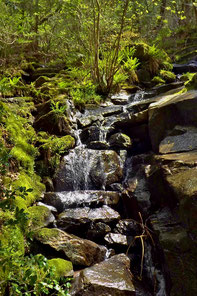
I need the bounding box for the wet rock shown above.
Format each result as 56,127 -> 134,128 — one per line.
80,126 -> 101,144
34,228 -> 107,266
114,220 -> 140,236
87,141 -> 109,149
80,124 -> 115,145
149,91 -> 197,152
126,97 -> 156,113
126,124 -> 151,153
57,205 -> 120,232
54,148 -> 124,191
152,82 -> 184,96
77,114 -> 104,128
108,183 -> 124,192
112,110 -> 148,129
148,153 -> 197,295
43,191 -> 120,212
86,222 -> 111,240
123,155 -> 151,216
104,233 -> 131,246
109,133 -> 132,149
111,91 -> 131,105
86,105 -> 123,117
70,254 -> 135,296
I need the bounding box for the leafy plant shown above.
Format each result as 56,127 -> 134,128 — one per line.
0,76 -> 21,97
51,100 -> 67,116
0,141 -> 10,176
0,251 -> 71,296
0,186 -> 32,231
147,45 -> 172,74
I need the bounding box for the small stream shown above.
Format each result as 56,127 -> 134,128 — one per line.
38,85 -> 188,296
48,89 -> 172,295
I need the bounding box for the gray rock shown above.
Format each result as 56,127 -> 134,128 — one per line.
57,205 -> 120,231
109,133 -> 132,149
159,125 -> 197,154
114,220 -> 139,236
77,114 -> 104,128
104,233 -> 130,246
111,91 -> 130,105
70,254 -> 135,296
87,222 -> 111,240
148,90 -> 197,152
43,191 -> 120,212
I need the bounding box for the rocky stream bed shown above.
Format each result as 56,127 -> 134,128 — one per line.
26,64 -> 197,296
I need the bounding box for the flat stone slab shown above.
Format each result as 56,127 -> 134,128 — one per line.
57,205 -> 120,230
43,191 -> 120,212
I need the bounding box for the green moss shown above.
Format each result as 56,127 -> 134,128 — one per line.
185,73 -> 197,90
48,258 -> 73,278
38,133 -> 75,154
27,205 -> 52,230
34,227 -> 60,241
160,70 -> 176,83
0,224 -> 25,289
13,171 -> 45,208
0,100 -> 38,173
152,76 -> 165,85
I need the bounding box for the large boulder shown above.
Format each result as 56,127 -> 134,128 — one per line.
148,152 -> 197,295
148,91 -> 197,152
150,208 -> 197,296
159,125 -> 197,154
70,254 -> 135,296
34,228 -> 107,266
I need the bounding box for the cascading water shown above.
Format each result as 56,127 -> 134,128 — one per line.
49,89 -> 172,296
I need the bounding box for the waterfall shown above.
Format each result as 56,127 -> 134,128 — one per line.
49,89 -> 171,296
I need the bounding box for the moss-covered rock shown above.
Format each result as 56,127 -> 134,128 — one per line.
48,258 -> 73,278
27,205 -> 55,230
159,70 -> 176,83
152,76 -> 165,85
186,73 -> 197,90
13,171 -> 45,208
34,227 -> 107,266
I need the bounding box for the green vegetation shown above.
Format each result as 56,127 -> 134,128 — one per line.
0,1 -> 197,295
